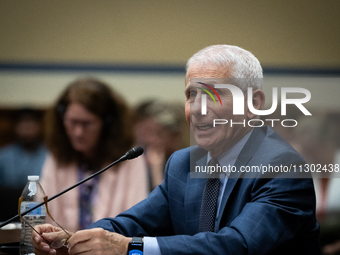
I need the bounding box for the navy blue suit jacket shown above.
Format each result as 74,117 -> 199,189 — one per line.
89,126 -> 320,254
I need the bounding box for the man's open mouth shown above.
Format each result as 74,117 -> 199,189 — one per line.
196,123 -> 214,131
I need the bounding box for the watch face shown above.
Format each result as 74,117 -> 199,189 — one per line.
128,250 -> 143,255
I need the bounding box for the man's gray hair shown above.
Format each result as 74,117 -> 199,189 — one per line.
186,45 -> 263,91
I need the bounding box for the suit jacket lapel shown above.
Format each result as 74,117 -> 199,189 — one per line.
185,148 -> 207,235
215,127 -> 266,231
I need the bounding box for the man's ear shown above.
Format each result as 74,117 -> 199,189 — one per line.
247,90 -> 265,119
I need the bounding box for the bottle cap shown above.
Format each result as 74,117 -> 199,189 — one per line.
28,175 -> 40,181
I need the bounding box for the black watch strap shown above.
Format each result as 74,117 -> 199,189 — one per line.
127,237 -> 143,255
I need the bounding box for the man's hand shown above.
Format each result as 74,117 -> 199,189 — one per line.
31,223 -> 70,255
68,228 -> 132,255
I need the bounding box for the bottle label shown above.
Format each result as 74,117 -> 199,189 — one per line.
20,202 -> 47,216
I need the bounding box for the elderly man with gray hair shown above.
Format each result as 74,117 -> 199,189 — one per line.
33,45 -> 320,255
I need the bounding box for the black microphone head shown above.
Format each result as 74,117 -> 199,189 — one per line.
125,146 -> 144,160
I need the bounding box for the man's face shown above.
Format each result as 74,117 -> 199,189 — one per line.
185,63 -> 251,157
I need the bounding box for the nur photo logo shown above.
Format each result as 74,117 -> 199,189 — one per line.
197,82 -> 223,115
195,79 -> 312,128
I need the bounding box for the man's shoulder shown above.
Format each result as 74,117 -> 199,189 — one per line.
165,146 -> 207,175
254,126 -> 305,164
167,147 -> 191,167
262,126 -> 300,152
169,146 -> 207,162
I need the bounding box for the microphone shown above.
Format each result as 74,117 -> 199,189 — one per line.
124,146 -> 144,160
0,146 -> 144,228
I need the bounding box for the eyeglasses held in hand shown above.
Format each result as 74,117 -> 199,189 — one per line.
18,196 -> 72,249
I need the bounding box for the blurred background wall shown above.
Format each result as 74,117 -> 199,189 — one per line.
1,1 -> 339,67
0,0 -> 339,107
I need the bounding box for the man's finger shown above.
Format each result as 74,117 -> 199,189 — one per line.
67,229 -> 93,248
42,231 -> 66,241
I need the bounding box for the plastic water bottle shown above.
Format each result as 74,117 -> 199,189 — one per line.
19,175 -> 47,255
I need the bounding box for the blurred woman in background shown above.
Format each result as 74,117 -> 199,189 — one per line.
41,78 -> 148,232
134,99 -> 188,191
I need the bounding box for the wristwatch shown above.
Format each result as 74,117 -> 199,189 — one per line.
127,237 -> 143,255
